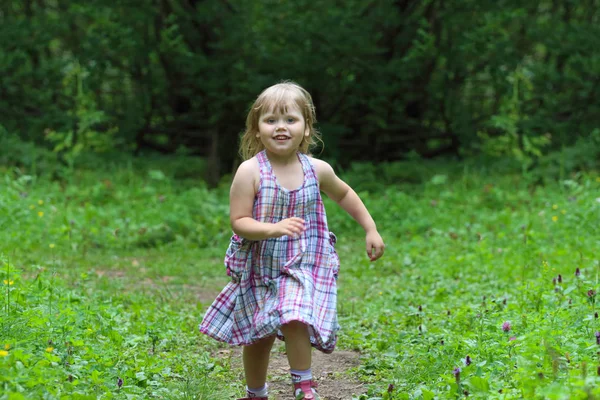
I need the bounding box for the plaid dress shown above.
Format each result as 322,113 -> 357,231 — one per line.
199,150 -> 340,353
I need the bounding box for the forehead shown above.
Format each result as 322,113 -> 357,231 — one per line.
260,101 -> 303,116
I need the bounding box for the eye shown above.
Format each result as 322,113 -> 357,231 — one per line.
265,118 -> 275,124
287,117 -> 296,123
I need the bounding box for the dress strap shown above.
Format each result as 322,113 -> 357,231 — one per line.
297,152 -> 317,183
256,150 -> 271,176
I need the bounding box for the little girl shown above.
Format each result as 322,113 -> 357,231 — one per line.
199,81 -> 385,400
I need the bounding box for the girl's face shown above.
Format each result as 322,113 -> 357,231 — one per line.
257,104 -> 309,157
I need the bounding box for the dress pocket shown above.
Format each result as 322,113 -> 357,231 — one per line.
328,231 -> 340,278
224,234 -> 251,283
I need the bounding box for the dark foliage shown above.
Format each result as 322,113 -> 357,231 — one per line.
1,0 -> 599,183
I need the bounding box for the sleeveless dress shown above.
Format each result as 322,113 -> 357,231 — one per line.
199,150 -> 340,353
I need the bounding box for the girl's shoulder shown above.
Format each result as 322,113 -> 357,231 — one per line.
235,157 -> 261,192
305,155 -> 333,183
237,156 -> 260,171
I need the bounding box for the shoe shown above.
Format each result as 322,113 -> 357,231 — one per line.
293,380 -> 320,400
237,397 -> 267,400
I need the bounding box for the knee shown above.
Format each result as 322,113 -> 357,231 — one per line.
258,335 -> 276,347
281,320 -> 308,333
246,335 -> 276,351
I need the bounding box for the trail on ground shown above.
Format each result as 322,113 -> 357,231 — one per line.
225,346 -> 366,400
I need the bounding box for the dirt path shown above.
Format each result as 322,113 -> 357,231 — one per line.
227,344 -> 367,400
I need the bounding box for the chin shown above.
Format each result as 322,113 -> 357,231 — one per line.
266,147 -> 296,156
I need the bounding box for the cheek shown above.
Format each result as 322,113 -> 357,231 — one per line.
259,122 -> 273,132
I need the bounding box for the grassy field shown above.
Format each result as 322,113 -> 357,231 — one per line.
1,156 -> 600,399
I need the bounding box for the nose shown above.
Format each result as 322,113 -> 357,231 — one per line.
275,120 -> 286,131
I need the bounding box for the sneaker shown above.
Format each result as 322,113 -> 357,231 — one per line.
293,380 -> 320,400
236,397 -> 267,400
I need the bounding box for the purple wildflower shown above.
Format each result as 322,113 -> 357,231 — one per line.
387,384 -> 395,393
502,321 -> 511,332
418,305 -> 422,312
552,277 -> 556,286
509,336 -> 516,341
595,312 -> 598,319
558,274 -> 562,283
453,367 -> 461,383
465,355 -> 472,366
117,377 -> 123,389
595,332 -> 600,345
576,268 -> 581,277
588,290 -> 596,298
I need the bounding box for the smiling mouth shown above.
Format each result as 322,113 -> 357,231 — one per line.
274,135 -> 290,140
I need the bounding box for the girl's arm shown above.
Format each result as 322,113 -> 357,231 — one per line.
230,159 -> 305,240
314,159 -> 385,261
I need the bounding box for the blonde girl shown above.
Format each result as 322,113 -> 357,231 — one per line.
200,81 -> 384,399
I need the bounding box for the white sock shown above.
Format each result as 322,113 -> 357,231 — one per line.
290,368 -> 312,383
246,383 -> 268,397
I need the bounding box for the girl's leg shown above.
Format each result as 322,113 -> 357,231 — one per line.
281,321 -> 318,398
280,320 -> 311,370
243,335 -> 276,389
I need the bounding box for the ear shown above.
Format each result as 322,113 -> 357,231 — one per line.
305,127 -> 310,137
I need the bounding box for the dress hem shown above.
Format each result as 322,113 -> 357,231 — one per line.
199,317 -> 338,354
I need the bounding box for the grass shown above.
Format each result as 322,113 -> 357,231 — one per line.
336,174 -> 600,399
1,157 -> 600,399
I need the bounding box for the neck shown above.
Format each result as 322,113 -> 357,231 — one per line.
264,149 -> 299,166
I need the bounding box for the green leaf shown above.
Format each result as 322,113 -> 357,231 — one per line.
469,376 -> 490,392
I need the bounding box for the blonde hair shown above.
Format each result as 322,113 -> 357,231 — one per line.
240,81 -> 322,160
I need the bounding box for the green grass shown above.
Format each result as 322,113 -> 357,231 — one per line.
2,159 -> 600,399
335,175 -> 600,399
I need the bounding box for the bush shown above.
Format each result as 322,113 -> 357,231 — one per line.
0,128 -> 57,176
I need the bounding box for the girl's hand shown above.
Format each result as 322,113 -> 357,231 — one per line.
271,217 -> 306,238
366,230 -> 385,261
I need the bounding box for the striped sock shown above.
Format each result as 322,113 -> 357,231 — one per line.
290,368 -> 312,384
246,383 -> 268,397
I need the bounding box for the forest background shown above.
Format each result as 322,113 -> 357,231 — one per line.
3,0 -> 600,180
